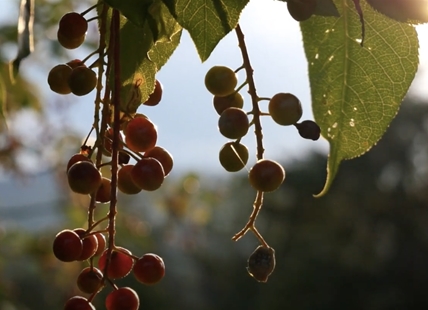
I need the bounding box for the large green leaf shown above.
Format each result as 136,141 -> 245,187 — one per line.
162,0 -> 249,61
301,0 -> 419,196
101,4 -> 182,113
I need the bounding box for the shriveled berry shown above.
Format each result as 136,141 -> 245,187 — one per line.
247,245 -> 276,283
294,120 -> 321,140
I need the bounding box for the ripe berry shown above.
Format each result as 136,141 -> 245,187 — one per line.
77,267 -> 103,294
53,229 -> 83,262
74,228 -> 98,261
57,31 -> 85,49
131,157 -> 165,191
48,64 -> 72,95
66,153 -> 91,172
58,12 -> 88,42
294,120 -> 321,140
66,59 -> 85,69
249,159 -> 285,192
143,79 -> 163,106
91,177 -> 111,203
64,296 -> 95,310
144,146 -> 174,176
247,245 -> 276,283
98,247 -> 134,279
213,92 -> 244,115
218,107 -> 249,139
124,116 -> 157,153
68,66 -> 97,96
133,253 -> 165,285
106,287 -> 140,310
67,161 -> 102,195
205,66 -> 238,97
93,233 -> 106,256
219,142 -> 249,172
268,93 -> 302,126
118,165 -> 142,195
287,0 -> 317,21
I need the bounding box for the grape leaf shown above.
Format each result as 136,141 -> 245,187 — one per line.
101,4 -> 182,113
300,0 -> 419,196
161,0 -> 249,61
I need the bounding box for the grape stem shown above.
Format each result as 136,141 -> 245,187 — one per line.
233,24 -> 269,247
102,7 -> 121,284
88,3 -> 108,255
232,190 -> 268,247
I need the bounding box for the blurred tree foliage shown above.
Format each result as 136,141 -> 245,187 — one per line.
1,95 -> 428,309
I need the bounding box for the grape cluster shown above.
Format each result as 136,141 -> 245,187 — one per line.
48,9 -> 169,310
205,62 -> 320,282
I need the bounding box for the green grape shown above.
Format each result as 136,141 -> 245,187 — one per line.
249,159 -> 285,192
219,142 -> 249,172
205,66 -> 238,97
268,93 -> 302,126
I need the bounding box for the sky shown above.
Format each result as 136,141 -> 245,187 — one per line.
3,0 -> 428,178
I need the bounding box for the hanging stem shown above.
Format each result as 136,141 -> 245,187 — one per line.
232,24 -> 269,246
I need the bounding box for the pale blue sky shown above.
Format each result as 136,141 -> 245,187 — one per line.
3,0 -> 428,177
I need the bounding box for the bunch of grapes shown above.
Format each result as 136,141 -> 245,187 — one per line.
204,32 -> 320,282
47,7 -> 169,310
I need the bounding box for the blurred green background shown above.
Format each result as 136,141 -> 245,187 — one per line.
2,95 -> 428,310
